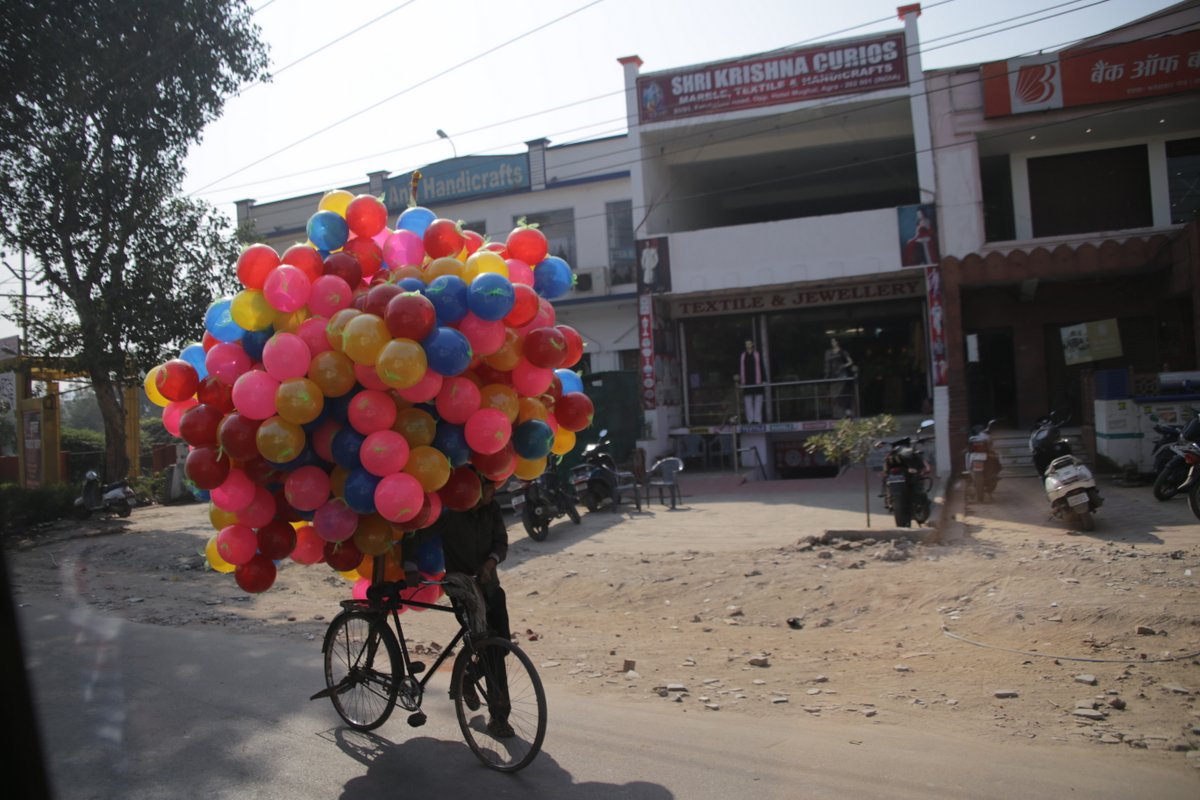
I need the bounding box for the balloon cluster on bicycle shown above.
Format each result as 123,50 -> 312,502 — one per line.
145,191 -> 595,595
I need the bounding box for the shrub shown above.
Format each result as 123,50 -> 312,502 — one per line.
0,483 -> 78,532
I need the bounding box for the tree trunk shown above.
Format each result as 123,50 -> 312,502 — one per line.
92,373 -> 129,480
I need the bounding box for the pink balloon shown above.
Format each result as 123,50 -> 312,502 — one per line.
309,274 -> 354,318
297,317 -> 333,357
506,258 -> 534,286
512,360 -> 553,397
216,524 -> 258,565
435,377 -> 481,425
262,332 -> 312,381
352,577 -> 371,600
354,362 -> 390,391
212,468 -> 256,513
232,370 -> 281,420
398,368 -> 443,403
285,465 -> 331,512
313,498 -> 358,543
348,389 -> 397,435
360,430 -> 411,476
291,525 -> 326,564
237,485 -> 277,528
457,313 -> 506,356
383,229 -> 425,268
517,298 -> 557,338
371,227 -> 392,249
205,342 -> 252,386
374,472 -> 424,523
263,264 -> 312,312
162,398 -> 198,438
465,408 -> 512,455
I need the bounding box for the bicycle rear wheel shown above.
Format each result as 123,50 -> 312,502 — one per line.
452,637 -> 547,772
323,610 -> 400,731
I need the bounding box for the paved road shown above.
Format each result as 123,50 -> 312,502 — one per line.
17,597 -> 1196,800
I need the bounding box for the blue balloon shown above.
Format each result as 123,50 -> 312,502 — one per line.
533,256 -> 573,300
422,327 -> 473,377
180,343 -> 208,380
425,275 -> 469,325
268,445 -> 320,473
433,422 -> 471,468
204,298 -> 245,343
332,428 -> 367,470
307,210 -> 349,252
415,532 -> 445,574
512,419 -> 554,460
467,273 -> 515,321
397,277 -> 426,293
327,390 -> 359,425
396,206 -> 436,237
555,368 -> 584,395
343,468 -> 380,515
241,326 -> 274,362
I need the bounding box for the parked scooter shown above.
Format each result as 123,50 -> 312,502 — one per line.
514,454 -> 580,542
1029,412 -> 1102,531
571,429 -> 620,512
1151,414 -> 1199,501
962,418 -> 1001,503
878,419 -> 935,528
73,470 -> 135,519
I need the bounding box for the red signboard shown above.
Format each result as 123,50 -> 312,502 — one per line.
638,294 -> 657,410
982,30 -> 1200,118
637,32 -> 908,124
671,276 -> 923,319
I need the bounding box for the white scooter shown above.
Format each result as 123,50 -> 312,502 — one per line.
73,470 -> 136,519
1030,412 -> 1102,531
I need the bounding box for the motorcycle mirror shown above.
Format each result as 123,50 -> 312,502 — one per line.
598,429 -> 608,438
919,419 -> 935,432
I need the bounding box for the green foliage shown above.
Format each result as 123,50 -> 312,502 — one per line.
60,426 -> 105,454
140,416 -> 177,449
128,469 -> 165,506
0,482 -> 78,531
61,388 -> 105,430
805,414 -> 897,469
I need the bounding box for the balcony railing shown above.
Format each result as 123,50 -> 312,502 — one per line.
687,377 -> 860,427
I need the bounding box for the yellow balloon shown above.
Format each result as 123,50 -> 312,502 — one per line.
209,503 -> 239,531
329,465 -> 350,499
393,407 -> 437,447
376,338 -> 428,389
551,427 -> 576,456
424,256 -> 465,282
308,350 -> 356,397
205,536 -> 236,574
275,377 -> 325,425
144,366 -> 169,407
256,415 -> 307,463
319,189 -> 354,216
272,306 -> 309,333
485,327 -> 523,371
480,384 -> 519,423
404,445 -> 451,492
230,289 -> 275,331
353,514 -> 393,556
514,455 -> 547,481
325,308 -> 362,353
342,313 -> 390,366
518,397 -> 548,424
467,250 -> 508,279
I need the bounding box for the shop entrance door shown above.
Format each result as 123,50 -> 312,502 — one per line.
965,328 -> 1017,427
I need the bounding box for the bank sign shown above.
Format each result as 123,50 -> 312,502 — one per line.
637,31 -> 908,124
384,154 -> 530,208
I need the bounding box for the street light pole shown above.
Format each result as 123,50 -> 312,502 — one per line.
436,129 -> 457,158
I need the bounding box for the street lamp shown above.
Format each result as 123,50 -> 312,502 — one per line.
436,129 -> 457,158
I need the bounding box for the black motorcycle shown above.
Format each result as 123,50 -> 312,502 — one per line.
570,429 -> 620,512
1152,414 -> 1199,501
878,419 -> 935,528
1029,410 -> 1073,477
515,453 -> 580,542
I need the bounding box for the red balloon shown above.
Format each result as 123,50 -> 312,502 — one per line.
282,244 -> 325,283
384,292 -> 437,341
343,236 -> 384,281
523,327 -> 568,369
557,324 -> 584,368
178,403 -> 224,447
324,251 -> 362,288
472,441 -> 516,478
256,519 -> 298,560
217,413 -> 263,462
345,195 -> 388,238
156,359 -> 200,402
195,376 -> 234,413
407,492 -> 442,530
241,456 -> 282,486
363,283 -> 404,317
503,283 -> 539,327
185,446 -> 230,490
483,241 -> 508,257
235,553 -> 278,593
325,539 -> 364,572
439,466 -> 482,512
506,226 -> 548,266
237,244 -> 281,290
462,229 -> 484,256
202,331 -> 220,352
291,525 -> 325,564
556,392 -> 595,432
423,219 -> 465,259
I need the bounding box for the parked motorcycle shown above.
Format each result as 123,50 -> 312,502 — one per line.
1151,414 -> 1199,501
962,418 -> 1001,503
878,419 -> 935,528
571,429 -> 621,512
1030,411 -> 1102,531
73,470 -> 136,519
514,454 -> 580,542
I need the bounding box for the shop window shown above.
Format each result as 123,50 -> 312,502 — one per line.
606,200 -> 636,285
617,349 -> 639,372
462,220 -> 486,238
682,314 -> 756,425
514,208 -> 575,265
980,155 -> 1016,242
1027,145 -> 1152,237
1167,137 -> 1200,224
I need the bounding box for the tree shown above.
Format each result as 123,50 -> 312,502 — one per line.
0,1 -> 268,479
805,415 -> 896,527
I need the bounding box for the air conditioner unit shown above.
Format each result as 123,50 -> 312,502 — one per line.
574,266 -> 608,296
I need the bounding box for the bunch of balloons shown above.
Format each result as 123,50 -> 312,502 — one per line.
144,189 -> 594,595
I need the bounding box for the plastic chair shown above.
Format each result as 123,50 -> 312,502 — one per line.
645,457 -> 684,509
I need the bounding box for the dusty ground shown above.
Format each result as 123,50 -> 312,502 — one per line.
7,470 -> 1200,774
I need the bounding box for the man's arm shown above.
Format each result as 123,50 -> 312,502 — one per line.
486,504 -> 508,565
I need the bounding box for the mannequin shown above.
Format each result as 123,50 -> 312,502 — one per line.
738,339 -> 765,424
823,337 -> 856,417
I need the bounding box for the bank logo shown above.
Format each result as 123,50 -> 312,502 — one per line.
1009,56 -> 1062,114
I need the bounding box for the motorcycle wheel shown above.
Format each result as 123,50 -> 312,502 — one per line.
72,504 -> 91,521
565,501 -> 581,525
115,500 -> 132,518
913,496 -> 931,525
1074,510 -> 1094,532
579,490 -> 598,513
522,505 -> 549,542
971,473 -> 984,504
1152,465 -> 1184,501
892,494 -> 911,527
1188,482 -> 1200,522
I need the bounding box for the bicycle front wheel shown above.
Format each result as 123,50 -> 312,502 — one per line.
323,610 -> 400,731
452,637 -> 547,773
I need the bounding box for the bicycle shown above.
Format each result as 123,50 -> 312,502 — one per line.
311,571 -> 547,773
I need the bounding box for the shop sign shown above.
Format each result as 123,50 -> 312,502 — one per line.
670,420 -> 835,436
1061,319 -> 1122,366
982,30 -> 1200,118
638,294 -> 657,410
384,154 -> 529,208
23,409 -> 41,488
637,32 -> 908,124
672,277 -> 922,319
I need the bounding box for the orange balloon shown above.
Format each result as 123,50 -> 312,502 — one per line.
518,397 -> 548,424
424,256 -> 465,282
272,306 -> 309,333
404,445 -> 451,492
388,264 -> 424,283
354,514 -> 394,556
325,308 -> 362,353
256,415 -> 307,463
329,465 -> 350,499
393,407 -> 437,447
275,377 -> 325,425
375,338 -> 428,389
480,384 -> 520,423
514,455 -> 547,481
209,503 -> 239,531
342,313 -> 390,366
308,350 -> 356,397
485,327 -> 523,371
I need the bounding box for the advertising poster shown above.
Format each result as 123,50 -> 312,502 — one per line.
898,204 -> 939,268
1061,319 -> 1122,366
23,409 -> 41,488
636,237 -> 672,295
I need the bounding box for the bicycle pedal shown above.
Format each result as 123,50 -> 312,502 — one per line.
407,712 -> 427,728
409,661 -> 426,674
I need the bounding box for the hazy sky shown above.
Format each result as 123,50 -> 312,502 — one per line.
0,0 -> 1185,341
